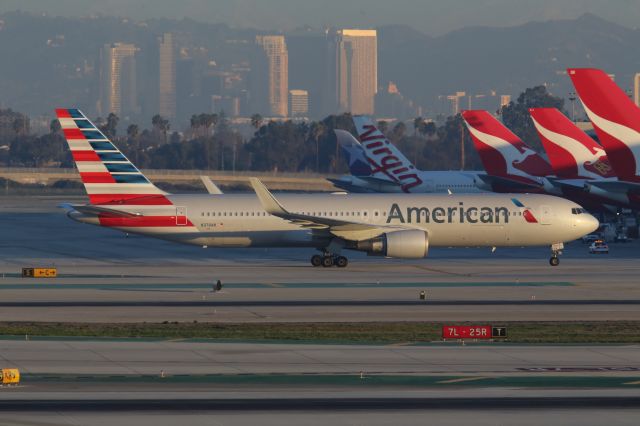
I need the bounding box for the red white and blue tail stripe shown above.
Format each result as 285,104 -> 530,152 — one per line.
55,108 -> 170,205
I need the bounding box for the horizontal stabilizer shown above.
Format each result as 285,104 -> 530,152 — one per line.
200,176 -> 224,194
58,203 -> 142,218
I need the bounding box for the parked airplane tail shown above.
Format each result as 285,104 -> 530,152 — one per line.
352,116 -> 424,192
567,68 -> 640,182
55,108 -> 170,205
529,108 -> 615,179
461,110 -> 553,180
334,129 -> 375,177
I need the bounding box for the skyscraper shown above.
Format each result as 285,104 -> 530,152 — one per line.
255,35 -> 289,117
289,90 -> 309,117
335,29 -> 377,115
99,43 -> 138,117
159,33 -> 176,120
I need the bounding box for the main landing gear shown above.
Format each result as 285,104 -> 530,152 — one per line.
311,253 -> 348,268
549,242 -> 564,266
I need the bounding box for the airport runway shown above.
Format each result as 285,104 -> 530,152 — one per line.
2,198 -> 640,424
2,339 -> 640,376
1,339 -> 640,424
2,203 -> 640,321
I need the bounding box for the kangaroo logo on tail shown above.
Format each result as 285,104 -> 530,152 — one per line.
568,68 -> 640,182
529,107 -> 614,179
462,110 -> 552,180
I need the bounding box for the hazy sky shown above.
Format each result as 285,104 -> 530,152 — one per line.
2,0 -> 639,35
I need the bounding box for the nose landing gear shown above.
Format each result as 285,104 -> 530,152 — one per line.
549,242 -> 564,266
310,253 -> 349,268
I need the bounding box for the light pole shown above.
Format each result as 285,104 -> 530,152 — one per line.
568,92 -> 576,123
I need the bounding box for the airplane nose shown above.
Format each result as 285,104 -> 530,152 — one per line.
576,213 -> 599,235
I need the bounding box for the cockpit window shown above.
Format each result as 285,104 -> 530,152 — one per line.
571,208 -> 587,214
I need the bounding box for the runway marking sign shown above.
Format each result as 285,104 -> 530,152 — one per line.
442,325 -> 507,340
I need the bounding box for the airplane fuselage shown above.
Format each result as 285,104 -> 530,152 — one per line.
70,193 -> 598,251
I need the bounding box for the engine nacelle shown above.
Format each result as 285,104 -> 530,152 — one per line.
356,229 -> 429,258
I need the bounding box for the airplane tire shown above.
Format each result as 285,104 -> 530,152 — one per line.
311,255 -> 323,267
335,256 -> 348,268
322,256 -> 334,267
549,256 -> 559,266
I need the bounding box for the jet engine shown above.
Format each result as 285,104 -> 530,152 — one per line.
356,229 -> 429,258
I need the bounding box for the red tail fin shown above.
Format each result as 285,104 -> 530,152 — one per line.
567,68 -> 640,182
529,108 -> 614,179
461,110 -> 552,181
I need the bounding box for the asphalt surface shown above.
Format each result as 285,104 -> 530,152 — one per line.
2,196 -> 640,424
2,204 -> 640,321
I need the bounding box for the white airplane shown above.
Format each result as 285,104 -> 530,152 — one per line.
57,108 -> 598,267
330,116 -> 483,194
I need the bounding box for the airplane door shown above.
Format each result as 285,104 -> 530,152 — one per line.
176,206 -> 188,226
539,205 -> 552,225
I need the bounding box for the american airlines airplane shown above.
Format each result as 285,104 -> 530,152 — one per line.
568,68 -> 640,209
56,108 -> 598,267
529,107 -> 627,208
330,116 -> 483,194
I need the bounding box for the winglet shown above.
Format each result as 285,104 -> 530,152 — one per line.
249,178 -> 289,216
200,176 -> 224,194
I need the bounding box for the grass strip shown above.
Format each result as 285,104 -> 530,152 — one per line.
0,321 -> 639,344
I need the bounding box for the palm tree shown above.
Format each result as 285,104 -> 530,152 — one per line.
413,116 -> 423,136
250,113 -> 263,130
309,122 -> 326,172
127,124 -> 140,163
152,114 -> 170,144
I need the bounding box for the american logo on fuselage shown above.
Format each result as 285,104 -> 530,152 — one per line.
386,202 -> 509,224
359,125 -> 423,192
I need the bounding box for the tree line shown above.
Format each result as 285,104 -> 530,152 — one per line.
0,86 -> 565,174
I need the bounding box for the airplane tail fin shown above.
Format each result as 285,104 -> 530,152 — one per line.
461,110 -> 552,180
567,68 -> 640,182
334,130 -> 374,177
352,116 -> 423,192
55,108 -> 170,205
529,108 -> 614,179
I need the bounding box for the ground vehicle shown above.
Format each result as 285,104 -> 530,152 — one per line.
582,233 -> 601,244
589,240 -> 609,254
614,233 -> 630,243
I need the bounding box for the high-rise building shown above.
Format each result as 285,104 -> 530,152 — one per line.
446,91 -> 466,115
634,73 -> 640,107
335,29 -> 377,115
159,33 -> 176,120
500,95 -> 511,108
287,30 -> 331,118
255,35 -> 289,117
289,90 -> 309,117
99,43 -> 138,117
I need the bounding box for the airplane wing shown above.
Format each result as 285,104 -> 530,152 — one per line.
475,174 -> 543,191
249,178 -> 402,241
586,180 -> 640,194
545,178 -> 586,190
58,203 -> 142,218
200,176 -> 224,194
